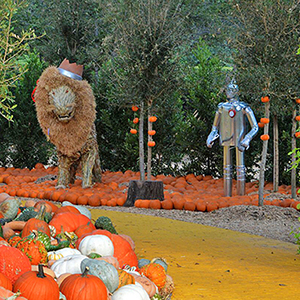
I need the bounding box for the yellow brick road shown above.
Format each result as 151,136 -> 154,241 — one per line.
90,209 -> 300,300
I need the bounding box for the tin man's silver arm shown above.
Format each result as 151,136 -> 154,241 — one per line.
239,106 -> 259,151
206,109 -> 221,148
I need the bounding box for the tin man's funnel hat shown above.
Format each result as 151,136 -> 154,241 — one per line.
58,59 -> 83,81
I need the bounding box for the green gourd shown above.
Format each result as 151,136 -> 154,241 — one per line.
28,230 -> 70,251
94,216 -> 118,234
80,258 -> 119,293
14,207 -> 38,221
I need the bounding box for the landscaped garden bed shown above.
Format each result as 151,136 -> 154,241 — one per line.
0,164 -> 297,213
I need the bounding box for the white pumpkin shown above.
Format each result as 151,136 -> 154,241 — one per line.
51,254 -> 87,278
112,284 -> 150,300
79,235 -> 114,257
48,248 -> 81,261
61,201 -> 91,219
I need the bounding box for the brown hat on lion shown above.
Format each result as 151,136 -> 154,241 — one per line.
34,59 -> 96,157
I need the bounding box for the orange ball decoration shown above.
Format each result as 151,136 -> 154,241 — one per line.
258,122 -> 264,128
148,130 -> 156,136
261,96 -> 270,103
133,117 -> 139,124
260,118 -> 269,124
295,132 -> 300,138
149,116 -> 157,122
295,116 -> 300,122
260,134 -> 270,141
148,141 -> 155,147
131,105 -> 139,111
130,129 -> 137,134
295,98 -> 300,104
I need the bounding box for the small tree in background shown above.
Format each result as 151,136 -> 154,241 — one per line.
0,0 -> 36,121
102,0 -> 195,181
228,0 -> 300,196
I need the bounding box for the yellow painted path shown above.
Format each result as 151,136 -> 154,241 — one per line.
90,209 -> 300,300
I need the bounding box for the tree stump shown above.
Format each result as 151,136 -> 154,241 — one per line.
123,180 -> 164,207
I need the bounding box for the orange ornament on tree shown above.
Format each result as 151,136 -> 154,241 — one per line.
260,118 -> 269,124
260,134 -> 270,141
148,130 -> 156,136
130,129 -> 137,134
131,105 -> 139,112
133,118 -> 139,124
295,116 -> 300,122
258,122 -> 264,128
149,116 -> 157,122
261,96 -> 270,103
295,98 -> 300,104
148,141 -> 156,147
295,132 -> 300,138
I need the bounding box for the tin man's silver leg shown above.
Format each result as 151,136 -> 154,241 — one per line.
223,146 -> 232,197
236,148 -> 245,196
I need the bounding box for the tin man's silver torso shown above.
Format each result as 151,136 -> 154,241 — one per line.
218,100 -> 247,146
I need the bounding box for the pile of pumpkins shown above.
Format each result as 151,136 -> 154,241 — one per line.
0,193 -> 174,300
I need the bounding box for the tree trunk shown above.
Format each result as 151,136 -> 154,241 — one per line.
124,180 -> 164,207
273,114 -> 279,192
147,110 -> 152,180
139,101 -> 145,181
258,101 -> 270,206
291,109 -> 297,199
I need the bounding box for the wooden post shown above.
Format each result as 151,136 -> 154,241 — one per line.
139,101 -> 145,181
147,110 -> 152,180
124,180 -> 164,207
273,114 -> 279,192
258,101 -> 270,206
291,109 -> 297,199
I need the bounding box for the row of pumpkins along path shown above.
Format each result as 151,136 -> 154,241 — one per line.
0,196 -> 173,299
0,163 -> 297,212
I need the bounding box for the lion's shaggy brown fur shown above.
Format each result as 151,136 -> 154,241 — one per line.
34,67 -> 96,157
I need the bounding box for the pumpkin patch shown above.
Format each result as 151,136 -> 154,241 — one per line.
0,195 -> 173,299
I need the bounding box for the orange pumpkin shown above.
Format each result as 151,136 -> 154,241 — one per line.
0,272 -> 12,291
13,265 -> 59,300
49,212 -> 92,236
258,122 -> 264,128
295,98 -> 300,104
21,218 -> 51,238
296,116 -> 300,122
139,263 -> 166,289
131,105 -> 139,112
110,234 -> 138,268
74,221 -> 96,238
133,118 -> 139,124
296,132 -> 300,138
60,268 -> 107,300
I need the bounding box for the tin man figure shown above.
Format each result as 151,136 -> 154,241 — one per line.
206,80 -> 258,197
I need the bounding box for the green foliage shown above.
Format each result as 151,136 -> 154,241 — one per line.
0,51 -> 55,168
178,38 -> 226,176
0,0 -> 36,121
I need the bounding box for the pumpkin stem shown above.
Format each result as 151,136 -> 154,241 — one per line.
37,264 -> 46,278
82,266 -> 90,277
